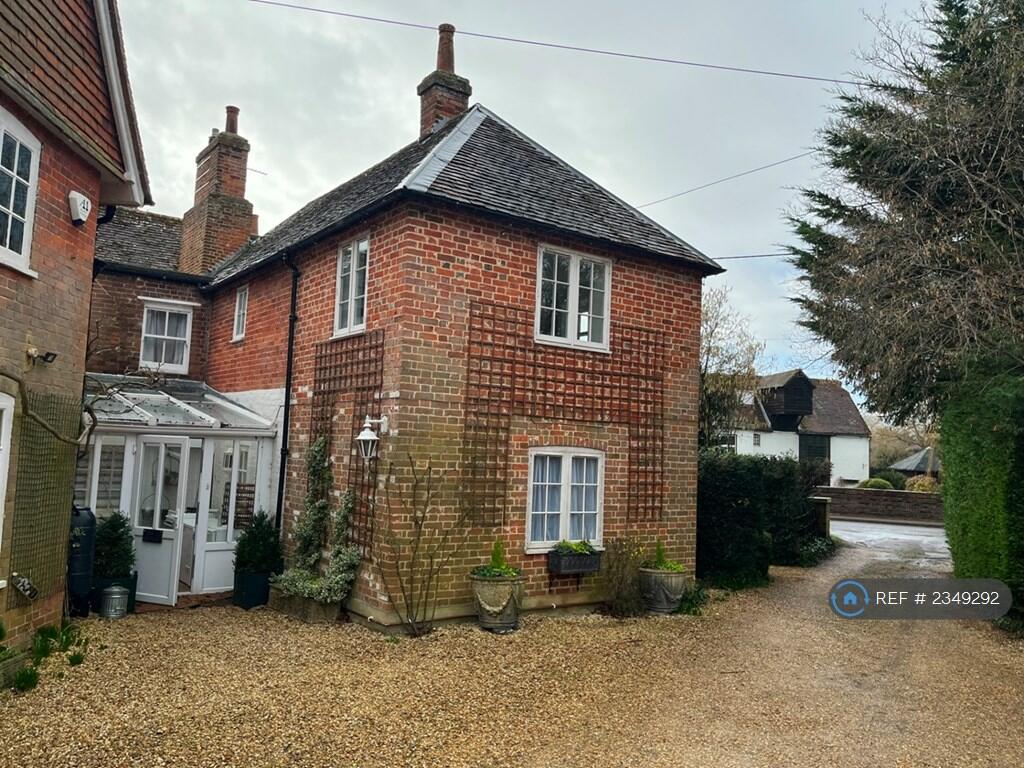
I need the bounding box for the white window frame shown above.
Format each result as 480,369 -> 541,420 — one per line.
332,237 -> 369,338
0,392 -> 15,586
534,245 -> 612,353
525,446 -> 605,554
753,432 -> 761,447
232,285 -> 249,341
139,300 -> 193,375
0,106 -> 42,279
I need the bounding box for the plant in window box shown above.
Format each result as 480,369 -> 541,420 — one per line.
638,540 -> 691,614
470,540 -> 524,633
233,512 -> 283,610
547,540 -> 602,575
90,513 -> 138,614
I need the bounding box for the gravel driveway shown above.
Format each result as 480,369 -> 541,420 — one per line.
2,540 -> 1021,768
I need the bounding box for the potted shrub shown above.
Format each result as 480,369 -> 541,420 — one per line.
91,514 -> 137,614
547,540 -> 602,575
233,512 -> 283,609
638,540 -> 691,614
470,540 -> 524,633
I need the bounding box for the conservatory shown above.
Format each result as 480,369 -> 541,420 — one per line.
75,375 -> 277,606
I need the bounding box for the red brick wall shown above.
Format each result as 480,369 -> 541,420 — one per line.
206,265 -> 292,393
274,199 -> 702,623
87,272 -> 208,379
0,97 -> 102,647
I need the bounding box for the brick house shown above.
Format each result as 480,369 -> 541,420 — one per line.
0,0 -> 150,646
87,26 -> 722,624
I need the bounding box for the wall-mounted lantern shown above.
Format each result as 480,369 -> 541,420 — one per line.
355,415 -> 389,461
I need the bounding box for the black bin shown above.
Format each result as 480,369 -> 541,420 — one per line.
67,505 -> 96,617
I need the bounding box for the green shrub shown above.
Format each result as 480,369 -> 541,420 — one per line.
858,477 -> 894,490
797,536 -> 838,567
274,437 -> 360,604
943,376 -> 1024,622
697,452 -> 772,587
641,540 -> 685,572
871,469 -> 906,490
94,514 -> 135,579
67,651 -> 86,667
600,536 -> 646,618
32,626 -> 59,665
234,512 -> 283,574
552,540 -> 596,555
675,584 -> 709,616
906,474 -> 940,493
13,666 -> 38,692
471,540 -> 520,578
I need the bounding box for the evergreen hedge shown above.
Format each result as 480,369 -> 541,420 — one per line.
697,452 -> 832,586
942,377 -> 1024,620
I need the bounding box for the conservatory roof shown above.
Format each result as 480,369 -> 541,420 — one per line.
85,374 -> 275,433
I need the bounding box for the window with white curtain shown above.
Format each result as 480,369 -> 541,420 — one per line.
232,285 -> 248,341
333,238 -> 368,337
535,247 -> 611,351
140,302 -> 192,374
527,447 -> 604,551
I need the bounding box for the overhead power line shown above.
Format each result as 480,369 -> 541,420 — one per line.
247,1 -> 865,87
637,152 -> 815,208
716,252 -> 790,261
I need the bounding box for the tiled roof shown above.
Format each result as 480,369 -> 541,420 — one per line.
757,369 -> 806,389
799,379 -> 870,437
210,104 -> 720,286
95,207 -> 182,272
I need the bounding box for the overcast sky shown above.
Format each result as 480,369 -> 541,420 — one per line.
120,0 -> 922,386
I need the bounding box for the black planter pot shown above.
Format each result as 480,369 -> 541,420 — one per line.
546,550 -> 602,576
90,571 -> 138,614
233,571 -> 271,609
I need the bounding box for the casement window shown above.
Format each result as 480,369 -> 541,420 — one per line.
140,301 -> 193,375
0,107 -> 41,277
232,285 -> 248,341
714,433 -> 737,454
333,238 -> 369,337
0,392 -> 15,576
753,433 -> 762,447
73,435 -> 126,519
799,434 -> 830,462
535,246 -> 612,351
208,439 -> 258,543
527,447 -> 604,552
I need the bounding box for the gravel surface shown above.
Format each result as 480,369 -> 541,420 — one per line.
1,541 -> 1021,767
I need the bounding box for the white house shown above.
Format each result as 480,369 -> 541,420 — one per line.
723,369 -> 870,486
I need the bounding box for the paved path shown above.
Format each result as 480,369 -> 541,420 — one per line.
832,519 -> 951,571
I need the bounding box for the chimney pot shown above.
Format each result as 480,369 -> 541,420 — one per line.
437,23 -> 455,72
225,105 -> 240,134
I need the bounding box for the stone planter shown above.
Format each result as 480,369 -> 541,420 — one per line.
233,571 -> 271,610
267,584 -> 342,624
546,550 -> 602,576
638,568 -> 691,614
470,574 -> 525,633
0,652 -> 28,688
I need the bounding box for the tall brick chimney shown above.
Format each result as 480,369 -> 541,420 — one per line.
417,24 -> 471,138
179,106 -> 258,274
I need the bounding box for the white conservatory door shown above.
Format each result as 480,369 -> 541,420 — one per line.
132,436 -> 189,606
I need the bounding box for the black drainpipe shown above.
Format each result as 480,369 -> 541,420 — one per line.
274,253 -> 301,530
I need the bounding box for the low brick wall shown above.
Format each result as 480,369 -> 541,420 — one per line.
815,486 -> 944,525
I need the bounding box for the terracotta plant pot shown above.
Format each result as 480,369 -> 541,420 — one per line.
470,574 -> 525,633
638,568 -> 691,614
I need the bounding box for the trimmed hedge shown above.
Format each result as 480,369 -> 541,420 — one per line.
697,452 -> 831,587
942,377 -> 1024,620
871,469 -> 907,490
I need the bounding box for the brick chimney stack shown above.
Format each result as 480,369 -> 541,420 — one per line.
417,23 -> 471,138
179,106 -> 258,274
